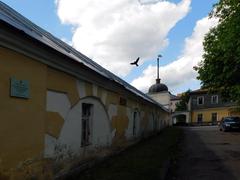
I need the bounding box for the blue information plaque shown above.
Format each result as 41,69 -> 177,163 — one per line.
10,77 -> 30,99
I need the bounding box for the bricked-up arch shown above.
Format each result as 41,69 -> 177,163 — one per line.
171,111 -> 190,125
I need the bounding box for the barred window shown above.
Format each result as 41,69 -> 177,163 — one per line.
81,103 -> 93,146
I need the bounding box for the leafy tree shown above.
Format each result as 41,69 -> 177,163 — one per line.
175,89 -> 191,111
195,0 -> 240,103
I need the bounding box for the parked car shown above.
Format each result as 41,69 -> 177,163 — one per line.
219,117 -> 240,131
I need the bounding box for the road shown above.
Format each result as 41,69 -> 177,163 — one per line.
173,126 -> 240,180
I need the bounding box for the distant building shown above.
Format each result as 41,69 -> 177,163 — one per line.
169,94 -> 181,113
189,89 -> 238,124
171,88 -> 239,125
147,54 -> 178,114
147,79 -> 181,113
146,58 -> 182,124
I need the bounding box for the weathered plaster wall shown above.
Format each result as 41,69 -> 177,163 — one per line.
46,95 -> 112,158
0,47 -> 47,178
125,108 -> 141,140
0,48 -> 170,179
44,70 -> 170,175
47,68 -> 79,106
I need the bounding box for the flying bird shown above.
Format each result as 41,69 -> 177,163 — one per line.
130,57 -> 140,66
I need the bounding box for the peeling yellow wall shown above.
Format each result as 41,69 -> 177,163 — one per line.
0,46 -> 169,178
97,86 -> 103,99
0,47 -> 47,170
85,82 -> 93,97
47,67 -> 79,106
8,159 -> 53,180
191,107 -> 231,123
46,112 -> 64,138
106,91 -> 119,108
141,107 -> 150,130
112,105 -> 129,145
127,99 -> 138,109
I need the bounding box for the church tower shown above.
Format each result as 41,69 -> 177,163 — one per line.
148,55 -> 171,109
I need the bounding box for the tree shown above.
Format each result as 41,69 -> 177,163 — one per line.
195,0 -> 240,103
175,89 -> 191,111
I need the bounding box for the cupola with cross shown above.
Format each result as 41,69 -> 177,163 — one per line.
148,55 -> 168,93
147,55 -> 171,109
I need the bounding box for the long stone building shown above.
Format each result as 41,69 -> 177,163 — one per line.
0,2 -> 170,179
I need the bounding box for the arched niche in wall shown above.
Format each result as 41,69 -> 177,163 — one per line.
147,112 -> 155,132
45,95 -> 112,158
125,108 -> 141,139
80,96 -> 112,147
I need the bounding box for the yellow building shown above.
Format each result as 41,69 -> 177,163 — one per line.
189,89 -> 238,125
0,2 -> 170,179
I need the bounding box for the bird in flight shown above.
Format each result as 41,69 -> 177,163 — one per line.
130,57 -> 140,66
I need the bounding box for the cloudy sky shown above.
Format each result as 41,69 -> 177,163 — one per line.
3,0 -> 218,94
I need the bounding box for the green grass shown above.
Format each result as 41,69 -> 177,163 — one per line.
72,127 -> 183,180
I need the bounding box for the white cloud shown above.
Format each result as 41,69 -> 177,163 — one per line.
131,16 -> 218,93
56,0 -> 191,76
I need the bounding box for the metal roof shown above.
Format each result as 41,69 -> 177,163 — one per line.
170,94 -> 181,101
0,1 -> 169,112
189,89 -> 208,95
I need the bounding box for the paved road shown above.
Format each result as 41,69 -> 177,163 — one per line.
175,126 -> 240,180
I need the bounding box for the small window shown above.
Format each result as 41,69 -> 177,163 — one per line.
81,103 -> 93,146
211,95 -> 218,104
197,114 -> 203,123
211,113 -> 217,123
152,113 -> 157,131
197,96 -> 204,105
133,112 -> 137,136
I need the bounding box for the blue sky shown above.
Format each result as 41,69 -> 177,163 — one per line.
127,0 -> 217,82
2,0 -> 218,94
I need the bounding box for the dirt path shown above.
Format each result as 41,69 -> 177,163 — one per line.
172,126 -> 240,180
